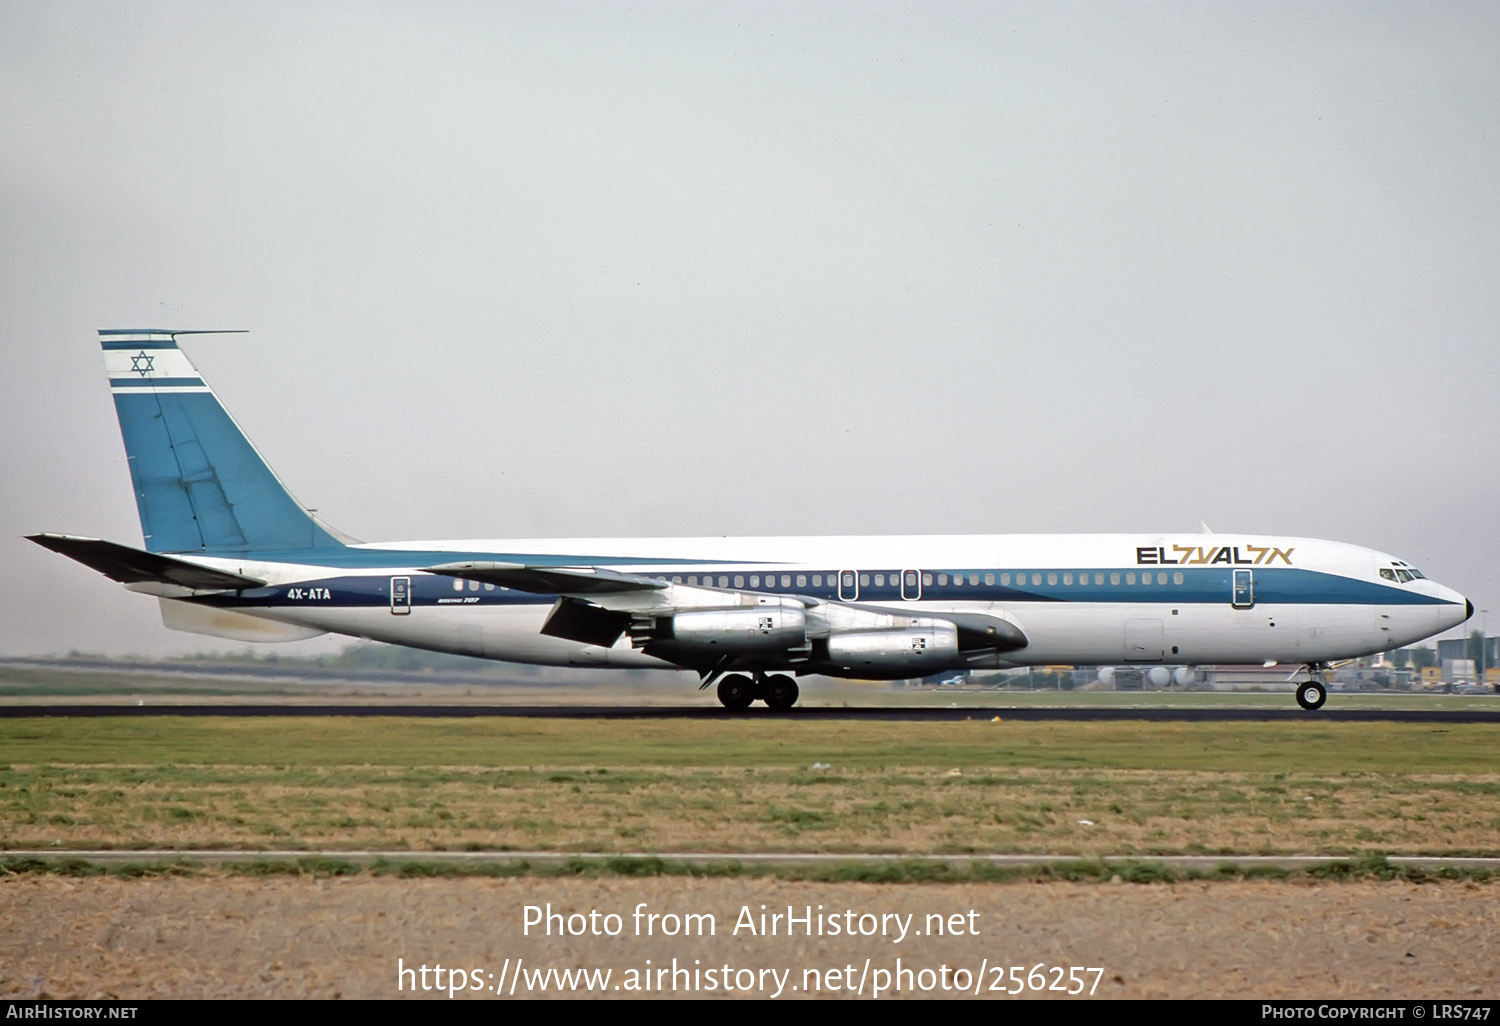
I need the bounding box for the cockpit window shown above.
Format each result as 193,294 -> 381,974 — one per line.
1395,569 -> 1414,583
1380,568 -> 1396,581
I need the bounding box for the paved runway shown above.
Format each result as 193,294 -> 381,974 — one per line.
3,703 -> 1498,722
8,848 -> 1500,871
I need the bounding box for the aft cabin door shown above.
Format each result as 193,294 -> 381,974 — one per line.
1231,569 -> 1254,609
390,576 -> 411,615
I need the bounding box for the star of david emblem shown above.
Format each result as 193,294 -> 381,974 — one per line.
130,351 -> 155,376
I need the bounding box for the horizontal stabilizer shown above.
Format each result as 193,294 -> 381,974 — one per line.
423,561 -> 667,595
27,534 -> 265,590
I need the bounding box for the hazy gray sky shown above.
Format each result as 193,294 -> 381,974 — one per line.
4,2 -> 1497,657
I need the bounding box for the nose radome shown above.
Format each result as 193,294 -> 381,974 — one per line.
1467,598 -> 1475,622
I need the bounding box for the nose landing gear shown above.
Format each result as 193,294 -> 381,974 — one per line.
1295,663 -> 1330,710
1295,679 -> 1327,710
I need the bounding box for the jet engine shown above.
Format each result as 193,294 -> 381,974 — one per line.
820,624 -> 961,674
631,605 -> 808,653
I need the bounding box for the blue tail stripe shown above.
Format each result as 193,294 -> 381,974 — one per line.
101,340 -> 181,350
110,377 -> 205,389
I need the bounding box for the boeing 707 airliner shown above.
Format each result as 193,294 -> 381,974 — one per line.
29,330 -> 1472,710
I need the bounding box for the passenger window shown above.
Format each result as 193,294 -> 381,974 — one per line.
1157,573 -> 1167,585
1047,573 -> 1057,586
1095,573 -> 1104,585
468,580 -> 479,591
796,575 -> 806,588
939,574 -> 949,585
874,574 -> 885,587
812,575 -> 822,587
781,575 -> 791,588
984,573 -> 994,586
859,574 -> 870,587
749,575 -> 760,587
1173,572 -> 1183,585
906,571 -> 919,588
734,575 -> 744,587
1063,573 -> 1073,585
922,573 -> 933,586
452,579 -> 464,592
484,583 -> 495,591
1000,574 -> 1010,585
1032,573 -> 1042,586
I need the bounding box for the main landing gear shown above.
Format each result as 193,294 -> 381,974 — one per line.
714,672 -> 800,711
1296,663 -> 1330,710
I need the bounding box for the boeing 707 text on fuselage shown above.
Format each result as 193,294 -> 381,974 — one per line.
29,330 -> 1473,710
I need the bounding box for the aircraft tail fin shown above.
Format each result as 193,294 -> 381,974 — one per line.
100,329 -> 353,554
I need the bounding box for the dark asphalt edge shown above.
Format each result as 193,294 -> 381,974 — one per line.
1,704 -> 1498,721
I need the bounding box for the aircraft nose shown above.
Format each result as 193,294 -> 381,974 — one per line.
1467,598 -> 1475,622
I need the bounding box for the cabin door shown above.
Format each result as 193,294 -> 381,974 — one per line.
1232,569 -> 1255,609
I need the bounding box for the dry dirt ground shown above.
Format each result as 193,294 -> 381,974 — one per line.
3,875 -> 1498,1000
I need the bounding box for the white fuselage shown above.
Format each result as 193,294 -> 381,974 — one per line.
168,532 -> 1470,673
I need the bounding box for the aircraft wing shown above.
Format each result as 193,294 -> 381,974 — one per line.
426,561 -> 1029,663
422,561 -> 669,595
27,534 -> 266,590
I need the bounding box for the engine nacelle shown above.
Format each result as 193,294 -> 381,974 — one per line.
823,624 -> 960,673
665,606 -> 808,652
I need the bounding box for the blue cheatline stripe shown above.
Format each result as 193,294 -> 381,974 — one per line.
109,377 -> 205,388
101,340 -> 180,350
